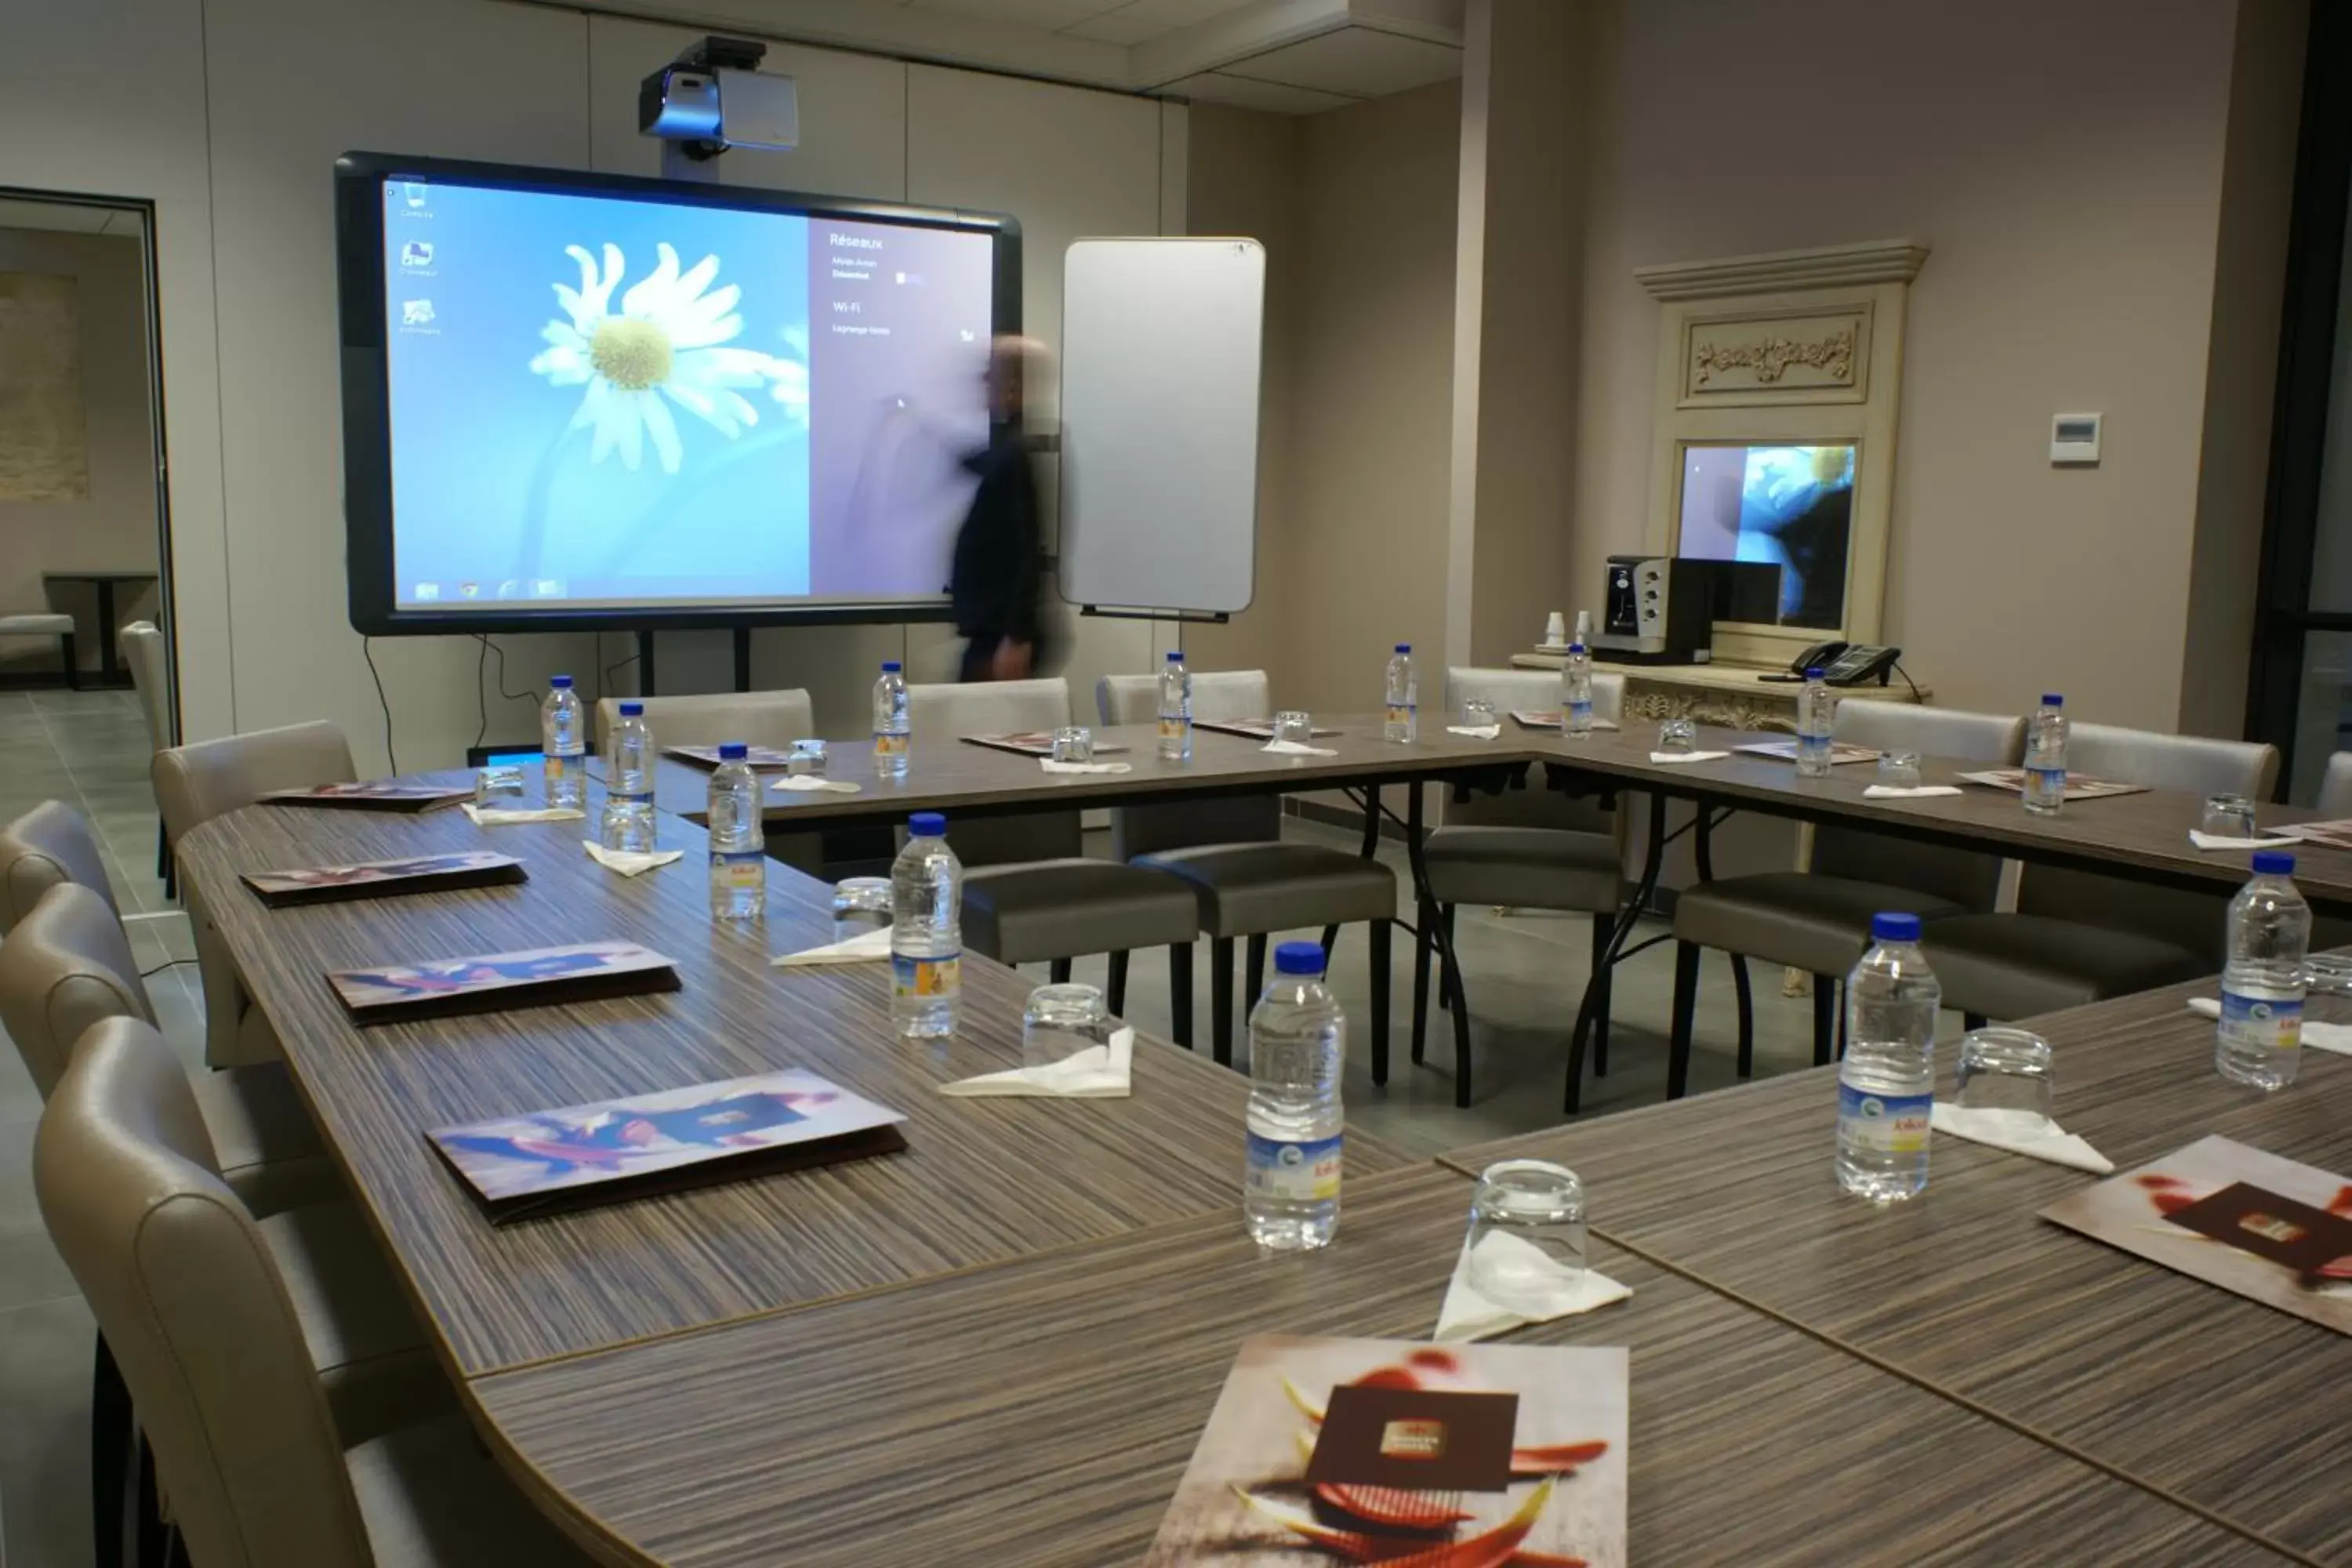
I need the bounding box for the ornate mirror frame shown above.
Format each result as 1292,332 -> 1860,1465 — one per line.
1635,238 -> 1929,668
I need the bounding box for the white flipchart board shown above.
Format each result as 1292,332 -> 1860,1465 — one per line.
1058,238 -> 1264,615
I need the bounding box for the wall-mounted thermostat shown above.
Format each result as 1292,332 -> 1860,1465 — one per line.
2051,412 -> 2102,465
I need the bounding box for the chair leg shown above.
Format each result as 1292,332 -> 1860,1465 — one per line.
1964,1011 -> 1988,1032
1410,895 -> 1434,1065
1443,927 -> 1474,1108
1048,956 -> 1073,985
1731,954 -> 1755,1078
1210,937 -> 1236,1067
1588,913 -> 1613,1078
1436,905 -> 1458,1007
1668,941 -> 1700,1101
1837,982 -> 1849,1060
1169,943 -> 1193,1049
1812,975 -> 1837,1067
1319,924 -> 1341,967
1368,919 -> 1391,1087
1105,950 -> 1130,1016
92,1333 -> 130,1568
1245,933 -> 1268,1006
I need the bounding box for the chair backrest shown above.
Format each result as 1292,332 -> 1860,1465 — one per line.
1808,702 -> 2027,908
593,688 -> 814,752
119,620 -> 174,753
2018,723 -> 2282,955
905,678 -> 1078,866
2318,752 -> 2352,816
0,800 -> 118,934
0,880 -> 156,1098
1438,667 -> 1627,833
152,721 -> 358,848
36,1018 -> 376,1568
1097,668 -> 1282,858
1440,666 -> 1626,727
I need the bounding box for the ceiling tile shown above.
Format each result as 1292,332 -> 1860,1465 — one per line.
1220,25 -> 1461,96
1163,71 -> 1359,114
1062,0 -> 1263,45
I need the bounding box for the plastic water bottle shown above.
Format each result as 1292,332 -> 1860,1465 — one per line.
873,660 -> 910,782
1796,667 -> 1835,778
2216,851 -> 2310,1091
1384,644 -> 1417,743
891,811 -> 962,1039
1560,641 -> 1595,739
600,700 -> 656,853
541,675 -> 586,810
1835,913 -> 1940,1202
705,742 -> 764,921
2024,695 -> 2067,815
1158,650 -> 1193,762
1245,941 -> 1345,1250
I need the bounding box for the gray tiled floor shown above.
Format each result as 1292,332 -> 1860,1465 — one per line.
0,697 -> 1831,1568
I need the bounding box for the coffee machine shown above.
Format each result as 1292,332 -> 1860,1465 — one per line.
1595,554 -> 1775,663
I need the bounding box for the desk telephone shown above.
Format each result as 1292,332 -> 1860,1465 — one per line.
1758,641 -> 1901,686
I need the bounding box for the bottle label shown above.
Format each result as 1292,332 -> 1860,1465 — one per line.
1247,1132 -> 1341,1203
2218,989 -> 2301,1053
1386,702 -> 1415,727
544,756 -> 567,781
1160,712 -> 1189,742
710,849 -> 765,892
1836,1083 -> 1931,1154
894,953 -> 960,1000
873,731 -> 909,759
610,789 -> 652,806
2027,764 -> 2066,795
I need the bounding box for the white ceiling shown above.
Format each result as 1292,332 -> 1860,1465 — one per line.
0,198 -> 144,238
892,0 -> 1265,47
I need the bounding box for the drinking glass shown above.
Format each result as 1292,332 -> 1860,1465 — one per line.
1051,726 -> 1094,764
1877,750 -> 1922,789
474,764 -> 525,805
2201,793 -> 2258,839
1954,1028 -> 2055,1125
830,877 -> 893,942
1272,710 -> 1315,746
1655,717 -> 1697,756
787,739 -> 829,777
1464,1160 -> 1587,1312
1024,982 -> 1112,1070
1459,697 -> 1497,730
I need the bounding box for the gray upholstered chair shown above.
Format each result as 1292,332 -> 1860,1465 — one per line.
906,678 -> 1200,1038
1419,667 -> 1628,1105
597,688 -> 823,872
1922,724 -> 2280,1022
0,876 -> 334,1219
1098,669 -> 1396,1070
121,620 -> 176,892
1,797 -> 118,934
153,720 -> 357,1069
0,611 -> 77,688
1668,702 -> 2027,1092
36,1018 -> 586,1568
2317,752 -> 2352,815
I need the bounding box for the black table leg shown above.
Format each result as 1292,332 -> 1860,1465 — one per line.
95,579 -> 122,684
1566,786 -> 1670,1114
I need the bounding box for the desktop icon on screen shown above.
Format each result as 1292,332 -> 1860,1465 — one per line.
400,241 -> 434,268
532,579 -> 565,598
401,299 -> 435,326
412,583 -> 440,601
458,581 -> 479,599
401,181 -> 428,210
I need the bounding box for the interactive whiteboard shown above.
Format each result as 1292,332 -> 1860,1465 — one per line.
1058,237 -> 1263,615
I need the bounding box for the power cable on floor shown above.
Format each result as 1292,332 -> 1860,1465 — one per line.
361,636 -> 397,775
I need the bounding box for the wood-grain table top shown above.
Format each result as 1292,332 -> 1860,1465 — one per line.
176,789 -> 1410,1376
1442,981 -> 2352,1562
472,1165 -> 2290,1568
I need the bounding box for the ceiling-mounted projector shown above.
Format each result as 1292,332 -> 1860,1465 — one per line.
638,36 -> 797,160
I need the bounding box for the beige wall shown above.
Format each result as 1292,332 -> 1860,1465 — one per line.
0,226 -> 160,670
1568,0 -> 2252,732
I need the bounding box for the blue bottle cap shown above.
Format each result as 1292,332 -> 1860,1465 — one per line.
1274,940 -> 1327,976
2042,694 -> 2063,708
909,811 -> 947,837
619,701 -> 643,717
1167,650 -> 1183,662
550,674 -> 573,688
1804,666 -> 1825,680
881,660 -> 902,673
1395,643 -> 1411,654
2252,850 -> 2296,876
1568,641 -> 1585,654
1871,912 -> 1922,944
717,742 -> 746,760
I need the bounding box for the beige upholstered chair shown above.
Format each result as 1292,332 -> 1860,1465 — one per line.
1923,724 -> 2280,1022
1668,702 -> 2026,1091
1,798 -> 118,933
2317,751 -> 2352,815
36,1018 -> 586,1568
119,619 -> 176,893
153,720 -> 357,1069
1418,667 -> 1628,1108
906,678 -> 1199,1033
0,611 -> 77,687
1098,669 -> 1396,1069
0,877 -> 333,1218
593,688 -> 813,751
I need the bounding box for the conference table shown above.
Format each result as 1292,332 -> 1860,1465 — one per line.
169,720 -> 2352,1564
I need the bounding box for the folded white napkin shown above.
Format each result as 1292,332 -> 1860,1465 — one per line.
462,804 -> 585,826
1262,739 -> 1339,757
939,1028 -> 1135,1098
2185,996 -> 2352,1055
1435,1229 -> 1632,1342
2187,830 -> 2299,851
1929,1102 -> 2114,1174
1864,784 -> 1965,799
1445,724 -> 1501,739
581,841 -> 682,877
1039,758 -> 1132,775
771,776 -> 862,794
1648,750 -> 1730,764
770,927 -> 895,967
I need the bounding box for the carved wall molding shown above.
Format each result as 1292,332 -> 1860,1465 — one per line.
1636,238 -> 1929,302
1691,324 -> 1855,387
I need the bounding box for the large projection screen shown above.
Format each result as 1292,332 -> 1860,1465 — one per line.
335,152 -> 1019,635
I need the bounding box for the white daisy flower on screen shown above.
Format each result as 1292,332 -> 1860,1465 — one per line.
769,323 -> 810,429
528,241 -> 788,473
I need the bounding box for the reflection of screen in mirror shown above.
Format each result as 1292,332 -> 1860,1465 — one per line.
1677,444 -> 1855,630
